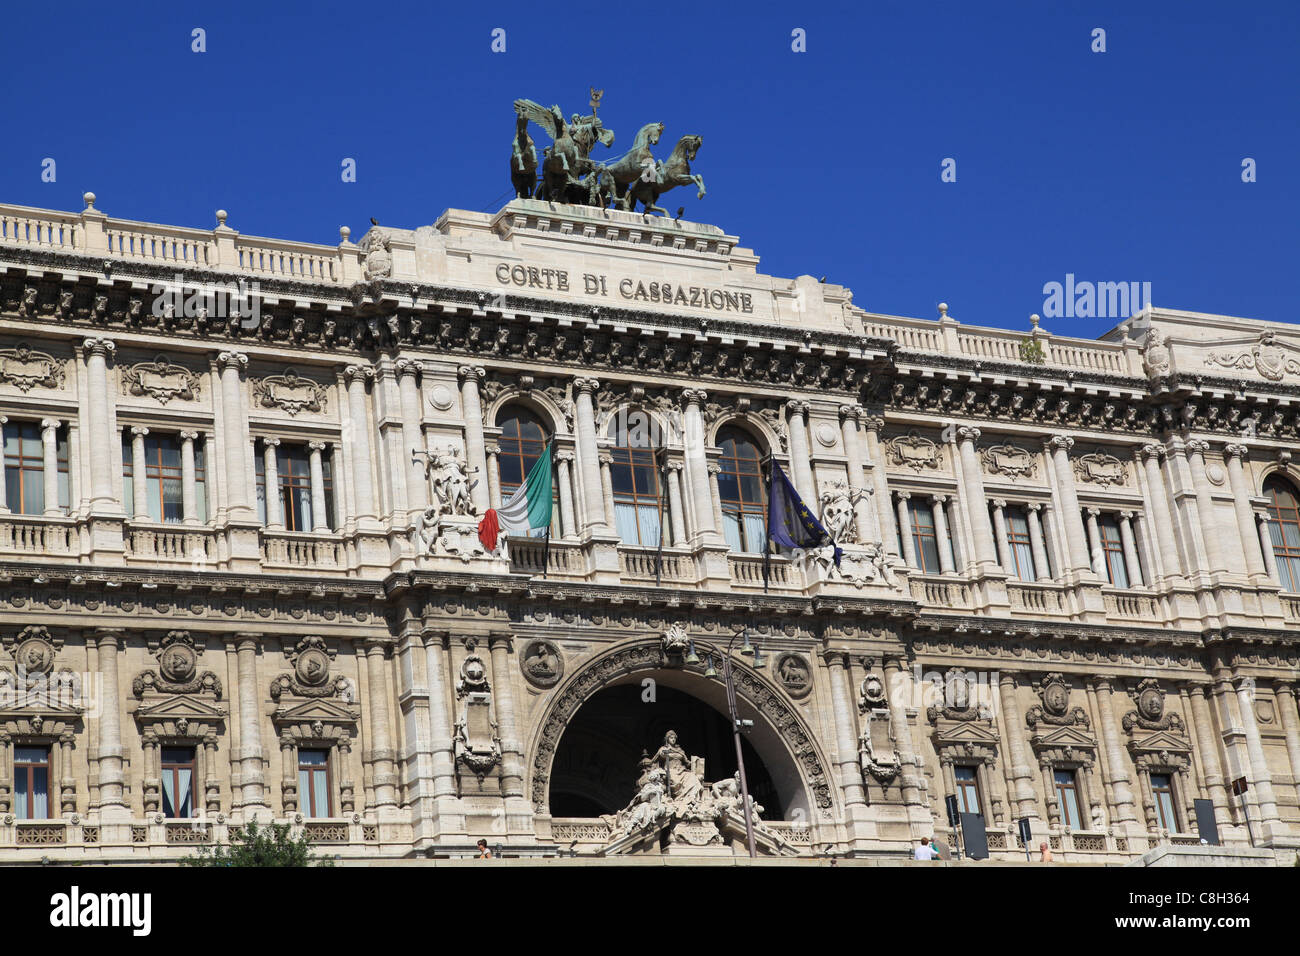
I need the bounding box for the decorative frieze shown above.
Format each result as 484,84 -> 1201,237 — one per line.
0,343 -> 64,392
252,368 -> 329,416
121,355 -> 200,404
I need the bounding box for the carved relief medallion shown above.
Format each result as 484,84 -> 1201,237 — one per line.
774,653 -> 812,699
521,639 -> 564,689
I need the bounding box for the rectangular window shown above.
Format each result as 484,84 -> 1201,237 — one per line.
1151,773 -> 1178,831
1005,506 -> 1036,581
1054,769 -> 1082,829
122,433 -> 191,522
298,749 -> 331,817
14,746 -> 50,820
3,422 -> 67,515
256,443 -> 330,532
1097,513 -> 1130,588
907,498 -> 942,574
610,446 -> 662,548
161,746 -> 196,818
954,765 -> 983,819
193,440 -> 208,523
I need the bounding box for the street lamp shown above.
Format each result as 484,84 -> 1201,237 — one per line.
693,627 -> 764,859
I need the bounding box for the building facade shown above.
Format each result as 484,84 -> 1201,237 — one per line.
0,193 -> 1297,862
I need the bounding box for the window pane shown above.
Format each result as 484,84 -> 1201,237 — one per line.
742,513 -> 767,554
722,513 -> 743,553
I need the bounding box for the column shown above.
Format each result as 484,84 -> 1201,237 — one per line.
861,415 -> 899,559
344,365 -> 377,522
215,352 -> 251,520
895,493 -> 918,568
882,657 -> 924,808
932,495 -> 956,574
665,460 -> 687,546
457,366 -> 490,513
1118,512 -> 1144,586
179,431 -> 199,525
706,462 -> 727,541
58,733 -> 76,814
485,443 -> 502,510
990,499 -> 1013,572
95,629 -> 126,812
422,631 -> 457,798
84,338 -> 117,511
574,378 -> 608,533
1274,683 -> 1300,806
234,635 -> 267,812
307,441 -> 330,532
488,632 -> 525,798
262,438 -> 283,529
784,401 -> 815,502
203,735 -> 220,813
839,406 -> 876,543
957,427 -> 998,568
129,426 -> 149,520
1084,681 -> 1118,820
1091,678 -> 1138,823
396,359 -> 428,514
40,419 -> 61,516
555,450 -> 577,538
1046,436 -> 1092,573
1139,444 -> 1183,581
1084,508 -> 1106,578
1184,440 -> 1227,574
681,389 -> 720,544
1026,504 -> 1052,581
824,651 -> 867,810
364,640 -> 397,809
1186,683 -> 1233,832
1235,676 -> 1281,830
1223,445 -> 1267,580
997,673 -> 1038,819
597,449 -> 617,529
279,734 -> 298,811
1257,511 -> 1280,583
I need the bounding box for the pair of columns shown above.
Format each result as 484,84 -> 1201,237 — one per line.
0,416 -> 65,517
1082,508 -> 1144,587
255,437 -> 331,532
124,427 -> 205,524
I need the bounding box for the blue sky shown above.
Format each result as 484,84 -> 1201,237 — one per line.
2,0 -> 1296,339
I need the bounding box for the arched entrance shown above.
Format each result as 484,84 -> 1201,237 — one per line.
530,640 -> 836,826
549,682 -> 780,817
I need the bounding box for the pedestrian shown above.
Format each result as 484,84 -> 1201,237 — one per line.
476,839 -> 492,859
1039,841 -> 1052,863
913,836 -> 940,861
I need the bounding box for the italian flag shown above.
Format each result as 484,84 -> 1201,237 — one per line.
478,443 -> 553,552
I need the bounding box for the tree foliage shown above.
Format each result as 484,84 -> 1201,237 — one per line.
182,819 -> 334,867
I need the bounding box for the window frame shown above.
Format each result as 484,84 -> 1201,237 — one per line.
905,497 -> 943,574
495,408 -> 559,537
715,426 -> 767,554
160,745 -> 197,819
13,745 -> 52,820
1096,512 -> 1130,588
1003,504 -> 1037,581
1265,476 -> 1300,592
297,748 -> 333,818
953,764 -> 984,820
1150,772 -> 1179,832
4,421 -> 67,516
1053,768 -> 1083,829
606,416 -> 664,549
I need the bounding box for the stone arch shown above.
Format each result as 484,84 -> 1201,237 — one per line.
486,389 -> 570,438
1258,462 -> 1300,498
527,637 -> 838,823
707,413 -> 779,456
597,402 -> 678,451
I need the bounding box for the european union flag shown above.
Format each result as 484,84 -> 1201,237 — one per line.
767,460 -> 842,567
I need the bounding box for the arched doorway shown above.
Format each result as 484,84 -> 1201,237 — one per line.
537,660 -> 824,823
548,683 -> 779,817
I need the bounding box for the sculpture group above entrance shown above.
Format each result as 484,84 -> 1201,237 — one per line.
511,88 -> 706,216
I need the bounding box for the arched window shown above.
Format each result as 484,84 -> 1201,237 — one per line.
1265,475 -> 1300,591
606,415 -> 662,547
716,426 -> 766,554
496,407 -> 559,536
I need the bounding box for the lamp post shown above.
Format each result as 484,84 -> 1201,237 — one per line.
690,627 -> 765,859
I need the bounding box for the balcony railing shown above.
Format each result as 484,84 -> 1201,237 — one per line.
0,514 -> 75,558
1102,587 -> 1161,623
259,529 -> 344,571
125,522 -> 218,566
909,574 -> 972,611
1007,580 -> 1070,616
728,552 -> 798,590
506,536 -> 585,577
618,546 -> 693,583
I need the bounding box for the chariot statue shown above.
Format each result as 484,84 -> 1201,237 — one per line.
510,90 -> 706,216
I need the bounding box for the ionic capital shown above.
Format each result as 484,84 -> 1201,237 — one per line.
1223,443 -> 1249,461
1139,443 -> 1166,461
215,350 -> 247,373
343,364 -> 375,387
83,337 -> 117,359
573,377 -> 600,396
1047,435 -> 1074,452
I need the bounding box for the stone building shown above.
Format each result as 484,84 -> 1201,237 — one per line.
0,192 -> 1297,862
